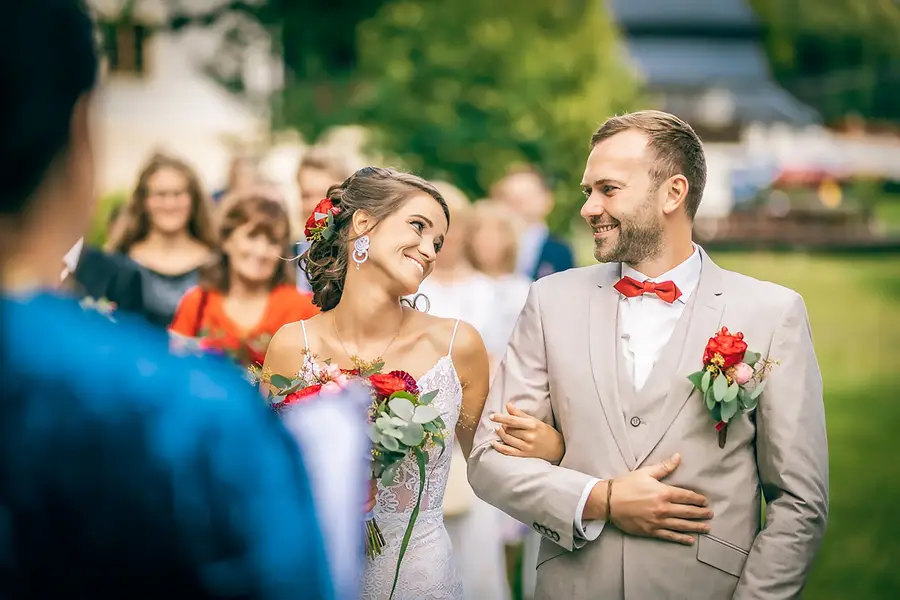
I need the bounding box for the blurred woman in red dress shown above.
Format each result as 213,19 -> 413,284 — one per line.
170,191 -> 318,366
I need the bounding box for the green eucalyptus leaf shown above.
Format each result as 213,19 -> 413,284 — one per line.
750,380 -> 767,400
367,424 -> 382,444
383,427 -> 404,440
725,381 -> 740,403
713,373 -> 728,402
375,416 -> 393,429
419,390 -> 438,405
424,421 -> 440,434
412,405 -> 440,424
270,374 -> 293,389
721,399 -> 739,422
380,463 -> 399,486
389,391 -> 417,404
322,228 -> 334,241
710,402 -> 722,422
701,369 -> 712,393
389,397 -> 415,421
743,391 -> 759,411
381,435 -> 400,452
687,371 -> 705,388
400,422 -> 425,446
743,350 -> 760,366
705,387 -> 716,410
389,416 -> 408,428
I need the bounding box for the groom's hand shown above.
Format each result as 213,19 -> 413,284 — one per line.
584,453 -> 713,545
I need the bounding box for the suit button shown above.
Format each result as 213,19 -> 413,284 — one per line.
630,416 -> 641,427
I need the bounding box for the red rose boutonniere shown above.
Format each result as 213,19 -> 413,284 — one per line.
687,327 -> 777,448
304,198 -> 341,242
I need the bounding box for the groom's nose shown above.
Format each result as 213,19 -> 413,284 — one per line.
580,195 -> 606,221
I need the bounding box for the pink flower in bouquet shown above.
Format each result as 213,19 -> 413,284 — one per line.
732,362 -> 754,385
321,374 -> 351,394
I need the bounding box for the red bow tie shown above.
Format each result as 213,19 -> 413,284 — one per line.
614,275 -> 682,304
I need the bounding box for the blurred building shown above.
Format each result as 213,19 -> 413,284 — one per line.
608,0 -> 821,220
89,0 -> 283,195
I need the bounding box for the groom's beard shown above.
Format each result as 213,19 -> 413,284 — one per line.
592,208 -> 664,266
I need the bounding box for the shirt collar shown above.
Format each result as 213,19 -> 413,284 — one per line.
621,244 -> 702,304
61,238 -> 84,281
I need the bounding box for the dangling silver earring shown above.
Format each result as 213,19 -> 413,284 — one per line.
352,235 -> 370,270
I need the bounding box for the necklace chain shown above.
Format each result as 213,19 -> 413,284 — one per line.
332,308 -> 405,370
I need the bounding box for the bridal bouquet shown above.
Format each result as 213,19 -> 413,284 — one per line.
251,355 -> 447,576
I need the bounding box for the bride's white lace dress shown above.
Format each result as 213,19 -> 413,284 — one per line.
362,350 -> 464,600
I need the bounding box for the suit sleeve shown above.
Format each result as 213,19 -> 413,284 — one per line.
733,294 -> 828,600
169,287 -> 203,335
467,283 -> 596,552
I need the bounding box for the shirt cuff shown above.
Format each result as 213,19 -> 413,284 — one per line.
573,478 -> 604,542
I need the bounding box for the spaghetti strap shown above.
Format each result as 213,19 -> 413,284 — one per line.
300,320 -> 309,352
447,319 -> 461,356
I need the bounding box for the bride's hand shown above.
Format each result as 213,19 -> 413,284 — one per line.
489,402 -> 565,464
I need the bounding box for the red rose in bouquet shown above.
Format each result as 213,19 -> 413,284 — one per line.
702,327 -> 748,368
368,373 -> 407,397
282,384 -> 322,408
388,370 -> 419,395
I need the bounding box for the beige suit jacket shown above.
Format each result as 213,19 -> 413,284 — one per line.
468,249 -> 828,599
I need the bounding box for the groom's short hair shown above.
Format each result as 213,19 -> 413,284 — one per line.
591,110 -> 706,220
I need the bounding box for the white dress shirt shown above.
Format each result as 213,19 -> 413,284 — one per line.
573,246 -> 702,540
60,237 -> 84,282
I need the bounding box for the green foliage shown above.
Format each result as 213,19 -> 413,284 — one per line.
87,190 -> 128,249
750,0 -> 900,123
351,0 -> 640,234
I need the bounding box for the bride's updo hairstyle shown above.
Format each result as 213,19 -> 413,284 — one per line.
302,166 -> 450,311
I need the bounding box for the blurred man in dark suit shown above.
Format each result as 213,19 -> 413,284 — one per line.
61,237 -> 144,315
492,166 -> 575,280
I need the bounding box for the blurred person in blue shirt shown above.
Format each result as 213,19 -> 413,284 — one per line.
0,1 -> 345,597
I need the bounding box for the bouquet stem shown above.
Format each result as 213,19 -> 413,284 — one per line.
364,511 -> 385,559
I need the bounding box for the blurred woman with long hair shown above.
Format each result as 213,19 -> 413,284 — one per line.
106,152 -> 217,327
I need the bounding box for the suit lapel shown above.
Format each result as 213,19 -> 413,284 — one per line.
634,249 -> 727,467
589,266 -> 637,470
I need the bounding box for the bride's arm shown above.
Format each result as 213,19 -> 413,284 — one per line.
451,320 -> 491,459
489,404 -> 565,464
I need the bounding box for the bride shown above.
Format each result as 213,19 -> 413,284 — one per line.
265,167 -> 565,599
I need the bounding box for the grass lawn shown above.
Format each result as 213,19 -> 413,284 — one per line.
709,251 -> 900,599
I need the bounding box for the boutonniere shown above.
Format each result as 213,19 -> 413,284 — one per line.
79,296 -> 117,322
687,327 -> 776,448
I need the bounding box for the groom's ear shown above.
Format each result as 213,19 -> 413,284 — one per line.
661,174 -> 690,217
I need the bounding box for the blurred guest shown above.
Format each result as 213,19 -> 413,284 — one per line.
492,166 -> 575,279
295,147 -> 355,292
212,153 -> 261,203
106,153 -> 217,328
415,182 -> 510,600
60,237 -> 144,316
170,192 -> 318,366
465,200 -> 531,360
0,1 -> 340,597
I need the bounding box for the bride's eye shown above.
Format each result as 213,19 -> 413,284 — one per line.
410,220 -> 425,233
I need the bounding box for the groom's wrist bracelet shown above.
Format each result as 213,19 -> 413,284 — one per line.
606,478 -> 614,522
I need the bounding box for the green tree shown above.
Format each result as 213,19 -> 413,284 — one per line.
751,0 -> 900,123
352,0 -> 639,233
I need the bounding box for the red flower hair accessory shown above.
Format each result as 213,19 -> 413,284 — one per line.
304,198 -> 341,242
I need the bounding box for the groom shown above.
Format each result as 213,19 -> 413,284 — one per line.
468,110 -> 828,599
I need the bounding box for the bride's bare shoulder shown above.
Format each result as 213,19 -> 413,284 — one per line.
408,311 -> 484,356
265,320 -> 311,374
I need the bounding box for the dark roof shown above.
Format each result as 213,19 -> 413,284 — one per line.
609,0 -> 759,27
